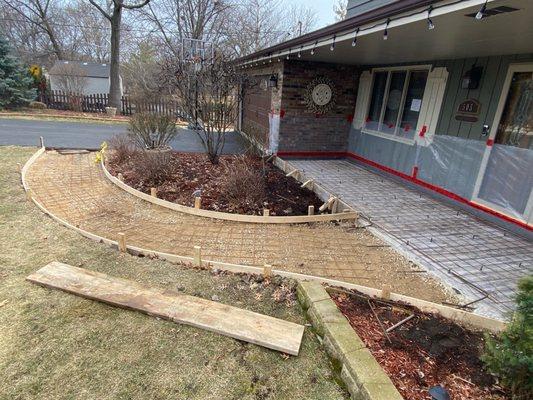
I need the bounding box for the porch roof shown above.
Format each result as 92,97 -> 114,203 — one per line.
238,0 -> 533,67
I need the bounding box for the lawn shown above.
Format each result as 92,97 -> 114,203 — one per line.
0,146 -> 347,400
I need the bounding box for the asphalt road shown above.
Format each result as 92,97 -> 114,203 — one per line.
0,118 -> 247,153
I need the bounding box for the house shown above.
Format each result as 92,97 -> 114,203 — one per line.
236,0 -> 533,233
48,60 -> 123,96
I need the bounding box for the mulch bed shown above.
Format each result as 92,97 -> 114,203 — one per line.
107,151 -> 324,216
330,288 -> 508,400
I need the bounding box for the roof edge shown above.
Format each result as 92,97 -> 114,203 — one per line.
235,0 -> 439,63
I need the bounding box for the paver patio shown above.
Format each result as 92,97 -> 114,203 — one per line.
288,158 -> 533,319
24,150 -> 454,305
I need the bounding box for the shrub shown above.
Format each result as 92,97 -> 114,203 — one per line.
29,101 -> 47,109
131,150 -> 172,185
221,155 -> 265,210
127,112 -> 178,150
482,275 -> 533,398
108,134 -> 135,165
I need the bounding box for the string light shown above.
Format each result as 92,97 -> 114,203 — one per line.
351,28 -> 359,46
286,49 -> 290,60
383,19 -> 389,40
310,41 -> 317,55
427,6 -> 435,30
298,46 -> 302,58
239,0 -> 482,66
476,0 -> 488,19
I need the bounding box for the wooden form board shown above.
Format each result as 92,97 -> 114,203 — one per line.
27,262 -> 305,355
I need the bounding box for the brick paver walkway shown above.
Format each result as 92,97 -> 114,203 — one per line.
25,151 -> 454,304
289,158 -> 533,319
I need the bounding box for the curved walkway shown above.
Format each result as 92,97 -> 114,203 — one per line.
25,150 -> 453,304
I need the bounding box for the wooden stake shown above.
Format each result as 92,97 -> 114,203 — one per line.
308,205 -> 314,216
263,264 -> 272,278
381,284 -> 391,300
39,136 -> 44,148
194,246 -> 202,266
263,208 -> 270,217
301,179 -> 313,189
194,196 -> 201,209
150,187 -> 157,198
285,169 -> 298,178
117,233 -> 126,253
319,197 -> 336,213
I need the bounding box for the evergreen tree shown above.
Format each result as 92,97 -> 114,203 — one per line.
0,35 -> 36,109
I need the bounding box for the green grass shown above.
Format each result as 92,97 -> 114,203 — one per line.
0,146 -> 347,400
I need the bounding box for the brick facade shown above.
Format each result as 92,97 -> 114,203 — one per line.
241,64 -> 283,148
278,60 -> 359,153
240,60 -> 359,153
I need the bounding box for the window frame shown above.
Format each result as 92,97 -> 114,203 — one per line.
362,64 -> 432,145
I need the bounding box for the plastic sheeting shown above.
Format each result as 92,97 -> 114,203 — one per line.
478,144 -> 533,219
268,112 -> 280,155
349,128 -> 533,222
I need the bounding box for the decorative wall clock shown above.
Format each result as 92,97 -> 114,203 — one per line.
304,77 -> 336,114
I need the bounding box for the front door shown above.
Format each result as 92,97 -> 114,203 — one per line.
472,64 -> 533,224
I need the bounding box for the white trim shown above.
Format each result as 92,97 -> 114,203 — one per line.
361,128 -> 416,145
359,64 -> 432,146
471,62 -> 533,222
240,0 -> 496,67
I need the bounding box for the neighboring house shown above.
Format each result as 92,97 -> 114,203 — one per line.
48,60 -> 123,96
236,0 -> 533,233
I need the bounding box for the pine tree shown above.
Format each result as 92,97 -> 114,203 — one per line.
0,35 -> 36,109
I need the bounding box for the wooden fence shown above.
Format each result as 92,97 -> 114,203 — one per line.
38,90 -> 185,117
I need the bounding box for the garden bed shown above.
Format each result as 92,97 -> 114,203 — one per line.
107,151 -> 324,216
329,288 -> 508,400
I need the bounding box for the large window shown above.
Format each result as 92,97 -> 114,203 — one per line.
364,67 -> 429,140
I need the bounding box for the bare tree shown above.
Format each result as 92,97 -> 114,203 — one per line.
333,0 -> 348,22
163,54 -> 245,163
88,0 -> 151,108
1,0 -> 64,59
140,0 -> 230,57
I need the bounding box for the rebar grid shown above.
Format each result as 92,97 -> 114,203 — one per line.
290,158 -> 533,318
24,151 -> 456,305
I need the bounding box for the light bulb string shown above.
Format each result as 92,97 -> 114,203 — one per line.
242,0 -> 486,67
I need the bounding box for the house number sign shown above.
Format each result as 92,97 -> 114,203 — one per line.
455,99 -> 481,122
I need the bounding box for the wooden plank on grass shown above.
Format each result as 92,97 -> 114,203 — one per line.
27,262 -> 305,355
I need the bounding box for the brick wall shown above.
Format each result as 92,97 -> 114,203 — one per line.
278,60 -> 359,152
241,63 -> 283,149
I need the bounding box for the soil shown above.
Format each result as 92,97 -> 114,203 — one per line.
107,151 -> 324,216
330,288 -> 508,400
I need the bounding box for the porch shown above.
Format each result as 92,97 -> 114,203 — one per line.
288,156 -> 532,319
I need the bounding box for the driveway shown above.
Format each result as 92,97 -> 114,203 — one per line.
0,118 -> 247,153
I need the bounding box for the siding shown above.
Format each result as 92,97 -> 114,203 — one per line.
435,54 -> 533,140
346,0 -> 398,18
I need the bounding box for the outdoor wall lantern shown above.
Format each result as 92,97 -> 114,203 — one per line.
268,74 -> 278,88
461,66 -> 483,90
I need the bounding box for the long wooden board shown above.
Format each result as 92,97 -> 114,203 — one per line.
27,262 -> 305,355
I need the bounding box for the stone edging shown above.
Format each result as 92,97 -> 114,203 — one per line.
297,281 -> 403,400
101,157 -> 358,224
22,147 -> 507,333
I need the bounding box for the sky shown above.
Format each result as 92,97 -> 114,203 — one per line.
289,0 -> 338,29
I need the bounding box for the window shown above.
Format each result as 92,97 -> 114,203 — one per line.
364,67 -> 429,140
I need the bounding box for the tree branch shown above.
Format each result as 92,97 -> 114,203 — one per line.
122,0 -> 151,10
88,0 -> 111,20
